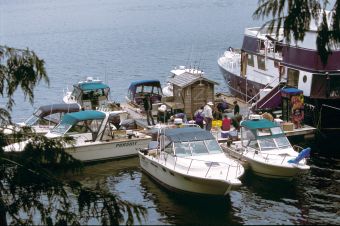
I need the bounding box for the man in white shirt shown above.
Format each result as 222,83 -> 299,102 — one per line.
203,101 -> 214,131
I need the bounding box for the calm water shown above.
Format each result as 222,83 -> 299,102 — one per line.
1,0 -> 339,225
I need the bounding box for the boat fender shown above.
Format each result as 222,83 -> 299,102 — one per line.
288,147 -> 311,164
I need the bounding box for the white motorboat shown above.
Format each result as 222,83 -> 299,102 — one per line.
5,110 -> 152,162
162,65 -> 205,97
139,127 -> 245,196
220,117 -> 311,179
63,76 -> 111,110
1,103 -> 81,135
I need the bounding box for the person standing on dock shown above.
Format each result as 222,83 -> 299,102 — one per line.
194,106 -> 205,129
233,100 -> 240,116
203,101 -> 214,131
142,93 -> 155,126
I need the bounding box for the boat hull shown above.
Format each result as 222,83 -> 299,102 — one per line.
66,137 -> 151,162
218,65 -> 265,102
139,153 -> 239,196
223,146 -> 309,180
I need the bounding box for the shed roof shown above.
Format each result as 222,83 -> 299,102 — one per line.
168,72 -> 219,88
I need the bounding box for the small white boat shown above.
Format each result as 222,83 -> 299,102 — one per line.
1,103 -> 81,135
63,76 -> 111,110
5,110 -> 152,162
162,65 -> 205,97
221,118 -> 311,179
139,127 -> 245,196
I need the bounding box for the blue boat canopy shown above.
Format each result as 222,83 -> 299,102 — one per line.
61,110 -> 106,125
77,82 -> 110,91
160,127 -> 215,142
128,80 -> 161,91
281,87 -> 303,95
241,119 -> 277,129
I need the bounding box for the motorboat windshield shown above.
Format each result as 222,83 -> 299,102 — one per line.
24,115 -> 40,126
258,136 -> 292,151
173,139 -> 223,157
50,123 -> 73,135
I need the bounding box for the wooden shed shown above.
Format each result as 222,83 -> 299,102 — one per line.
163,72 -> 219,119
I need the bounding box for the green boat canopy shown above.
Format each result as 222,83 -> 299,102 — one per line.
240,119 -> 277,129
77,82 -> 110,91
61,110 -> 106,125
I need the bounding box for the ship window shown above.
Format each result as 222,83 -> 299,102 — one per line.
303,75 -> 307,83
287,68 -> 300,87
330,76 -> 340,97
247,54 -> 254,67
257,55 -> 266,70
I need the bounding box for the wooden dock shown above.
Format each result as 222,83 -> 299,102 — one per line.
120,92 -> 316,140
214,92 -> 317,140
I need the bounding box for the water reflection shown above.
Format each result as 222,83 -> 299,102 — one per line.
73,154 -> 340,225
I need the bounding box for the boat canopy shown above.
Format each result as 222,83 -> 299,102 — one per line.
76,82 -> 110,91
61,110 -> 106,125
160,127 -> 215,142
128,80 -> 161,93
34,103 -> 81,118
241,119 -> 277,129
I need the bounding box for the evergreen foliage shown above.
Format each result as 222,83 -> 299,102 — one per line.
0,46 -> 146,225
253,0 -> 340,64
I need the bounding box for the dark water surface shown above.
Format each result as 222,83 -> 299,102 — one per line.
1,0 -> 339,225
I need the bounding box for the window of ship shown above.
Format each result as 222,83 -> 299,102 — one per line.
247,54 -> 254,67
257,55 -> 266,70
287,68 -> 300,87
330,75 -> 340,97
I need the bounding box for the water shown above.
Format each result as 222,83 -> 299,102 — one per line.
1,0 -> 339,225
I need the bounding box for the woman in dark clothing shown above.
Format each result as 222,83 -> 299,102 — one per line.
233,100 -> 240,115
142,94 -> 155,126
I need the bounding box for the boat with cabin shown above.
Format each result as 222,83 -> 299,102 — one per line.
220,116 -> 311,179
1,103 -> 81,135
139,127 -> 245,196
4,110 -> 152,162
217,22 -> 340,136
162,65 -> 205,97
125,80 -> 163,107
63,76 -> 111,110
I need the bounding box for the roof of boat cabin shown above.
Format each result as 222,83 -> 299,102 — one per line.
75,82 -> 110,91
241,119 -> 277,129
159,127 -> 215,142
35,103 -> 81,117
61,110 -> 106,125
168,72 -> 219,88
128,80 -> 161,90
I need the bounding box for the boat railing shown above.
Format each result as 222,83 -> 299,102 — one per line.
159,151 -> 243,180
246,76 -> 280,105
244,147 -> 296,165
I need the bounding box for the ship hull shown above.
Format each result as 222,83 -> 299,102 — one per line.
218,65 -> 340,136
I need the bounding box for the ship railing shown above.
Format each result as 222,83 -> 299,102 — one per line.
246,76 -> 280,105
157,151 -> 243,180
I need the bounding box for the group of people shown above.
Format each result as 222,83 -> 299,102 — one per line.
141,92 -> 242,132
193,100 -> 241,132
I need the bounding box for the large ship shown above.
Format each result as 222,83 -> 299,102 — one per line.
217,24 -> 340,138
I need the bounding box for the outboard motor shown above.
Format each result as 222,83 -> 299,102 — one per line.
288,147 -> 311,164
